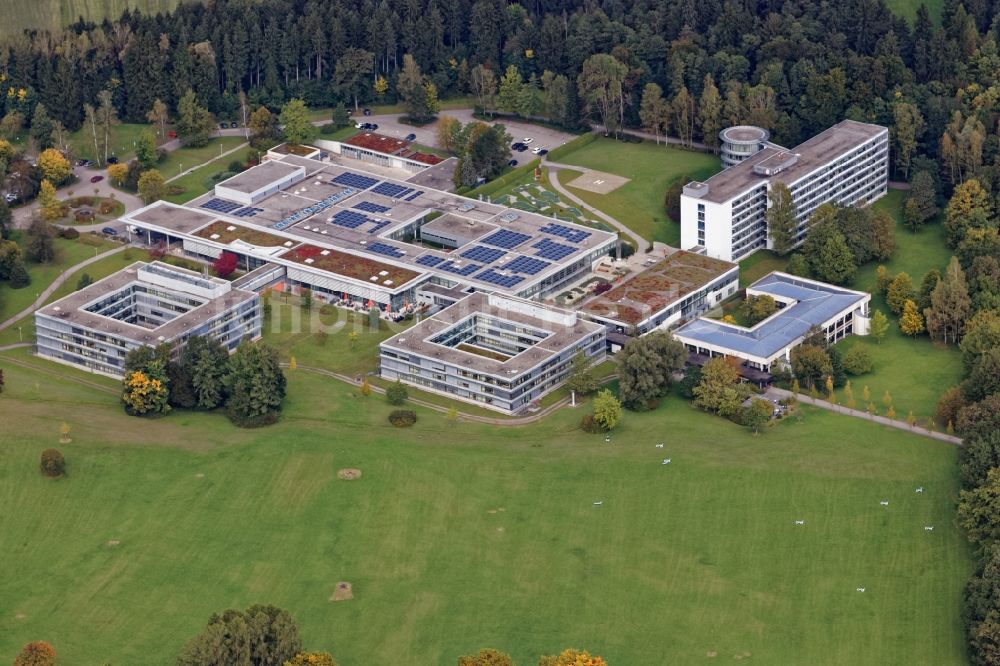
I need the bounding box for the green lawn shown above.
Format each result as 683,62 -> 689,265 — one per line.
0,352 -> 972,665
163,145 -> 257,204
553,139 -> 720,246
886,0 -> 942,22
67,123 -> 151,164
836,189 -> 961,424
738,250 -> 789,287
0,233 -> 117,325
158,136 -> 248,182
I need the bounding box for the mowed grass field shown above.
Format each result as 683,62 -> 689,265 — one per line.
553,139 -> 720,246
886,0 -> 943,22
3,0 -> 184,35
0,348 -> 972,665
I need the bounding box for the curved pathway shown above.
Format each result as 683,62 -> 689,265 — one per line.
544,159 -> 648,251
0,244 -> 129,332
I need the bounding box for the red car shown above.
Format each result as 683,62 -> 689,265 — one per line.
167,130 -> 177,138
90,175 -> 104,183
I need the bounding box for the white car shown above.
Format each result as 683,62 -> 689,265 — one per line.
523,137 -> 533,144
531,147 -> 543,154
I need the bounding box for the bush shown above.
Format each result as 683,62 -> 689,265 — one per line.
59,226 -> 79,239
14,641 -> 57,666
228,159 -> 245,172
320,123 -> 338,134
9,261 -> 30,288
580,414 -> 602,433
388,409 -> 417,427
39,448 -> 65,477
842,345 -> 873,375
386,380 -> 409,405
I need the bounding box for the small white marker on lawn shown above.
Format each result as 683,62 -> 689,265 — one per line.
593,501 -> 603,506
857,587 -> 866,593
915,486 -> 924,493
794,520 -> 805,525
880,500 -> 889,506
662,458 -> 671,465
924,526 -> 934,531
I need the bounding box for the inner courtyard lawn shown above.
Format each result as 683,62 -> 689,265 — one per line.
0,352 -> 972,666
552,139 -> 720,246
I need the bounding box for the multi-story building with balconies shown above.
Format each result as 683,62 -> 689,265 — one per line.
681,120 -> 889,262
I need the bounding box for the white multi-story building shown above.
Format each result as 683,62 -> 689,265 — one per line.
681,120 -> 889,262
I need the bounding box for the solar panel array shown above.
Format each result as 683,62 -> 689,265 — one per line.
330,210 -> 369,229
416,254 -> 444,267
476,268 -> 524,289
201,198 -> 241,213
233,206 -> 263,217
404,190 -> 424,201
460,245 -> 506,263
368,220 -> 392,234
438,261 -> 480,276
372,182 -> 416,199
274,187 -> 357,230
353,201 -> 390,213
533,238 -> 576,260
506,256 -> 550,275
368,242 -> 406,259
540,223 -> 592,243
332,172 -> 379,189
482,230 -> 531,249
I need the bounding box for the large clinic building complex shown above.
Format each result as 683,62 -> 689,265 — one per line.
680,120 -> 889,262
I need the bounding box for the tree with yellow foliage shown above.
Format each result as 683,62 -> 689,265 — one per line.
539,648 -> 608,666
283,652 -> 337,666
899,299 -> 925,337
121,370 -> 170,416
108,162 -> 128,185
38,180 -> 62,221
38,148 -> 70,184
360,376 -> 372,396
458,648 -> 513,666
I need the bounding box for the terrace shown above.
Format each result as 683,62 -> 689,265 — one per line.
280,244 -> 420,286
194,220 -> 299,248
581,251 -> 736,325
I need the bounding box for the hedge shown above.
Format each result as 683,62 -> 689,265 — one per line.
456,158 -> 541,198
546,132 -> 599,162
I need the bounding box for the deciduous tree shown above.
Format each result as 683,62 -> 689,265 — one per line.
539,648 -> 608,665
175,89 -> 214,148
791,344 -> 832,388
925,256 -> 972,344
886,272 -> 914,315
37,148 -> 70,184
869,310 -> 888,343
592,388 -> 623,430
959,468 -> 1000,545
458,648 -> 513,666
225,342 -> 286,427
900,299 -> 925,336
38,180 -> 61,222
279,98 -> 317,145
386,379 -> 408,405
744,397 -> 772,434
26,218 -> 55,262
843,345 -> 873,375
137,169 -> 166,204
617,332 -> 687,409
577,54 -> 627,137
177,605 -> 302,666
566,350 -> 598,396
14,640 -> 57,666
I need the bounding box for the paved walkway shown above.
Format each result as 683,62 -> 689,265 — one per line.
543,159 -> 649,252
0,244 -> 129,332
769,386 -> 962,445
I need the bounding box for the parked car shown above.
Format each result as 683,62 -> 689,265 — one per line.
538,149 -> 549,156
90,175 -> 104,183
219,122 -> 228,129
511,142 -> 525,150
508,159 -> 518,167
106,155 -> 119,164
405,133 -> 416,141
76,159 -> 93,167
167,130 -> 177,138
523,137 -> 533,144
363,108 -> 372,116
230,122 -> 238,129
531,147 -> 542,154
516,145 -> 528,152
102,227 -> 118,236
370,123 -> 379,130
355,122 -> 366,129
3,192 -> 19,204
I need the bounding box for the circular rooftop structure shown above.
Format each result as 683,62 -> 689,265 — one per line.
720,125 -> 770,168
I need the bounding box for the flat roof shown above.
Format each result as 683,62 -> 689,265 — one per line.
124,154 -> 617,296
346,132 -> 410,154
216,160 -> 302,194
580,251 -> 737,326
691,120 -> 887,204
673,272 -> 869,360
36,262 -> 258,344
281,244 -> 420,287
381,292 -> 603,376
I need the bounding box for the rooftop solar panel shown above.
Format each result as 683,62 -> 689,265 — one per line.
482,230 -> 531,249
372,182 -> 414,199
368,242 -> 406,259
353,201 -> 391,213
460,245 -> 506,264
506,256 -> 550,275
232,206 -> 263,217
416,255 -> 444,267
476,268 -> 524,289
330,210 -> 368,229
540,223 -> 592,243
439,261 -> 480,276
332,172 -> 379,189
200,198 -> 242,213
532,239 -> 575,261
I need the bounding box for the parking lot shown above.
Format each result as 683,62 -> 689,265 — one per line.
356,108 -> 578,154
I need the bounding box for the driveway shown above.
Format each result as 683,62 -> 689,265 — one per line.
353,108 -> 578,154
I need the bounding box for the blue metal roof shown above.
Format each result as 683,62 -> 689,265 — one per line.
674,273 -> 867,359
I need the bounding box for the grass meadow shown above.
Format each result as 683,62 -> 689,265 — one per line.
552,138 -> 720,246
0,331 -> 973,666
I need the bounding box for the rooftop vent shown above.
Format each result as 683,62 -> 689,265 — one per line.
320,250 -> 330,256
283,241 -> 293,246
226,225 -> 236,231
370,276 -> 378,281
304,258 -> 314,264
210,233 -> 221,239
379,270 -> 389,276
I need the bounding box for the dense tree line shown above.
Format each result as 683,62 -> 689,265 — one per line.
0,0 -> 998,179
